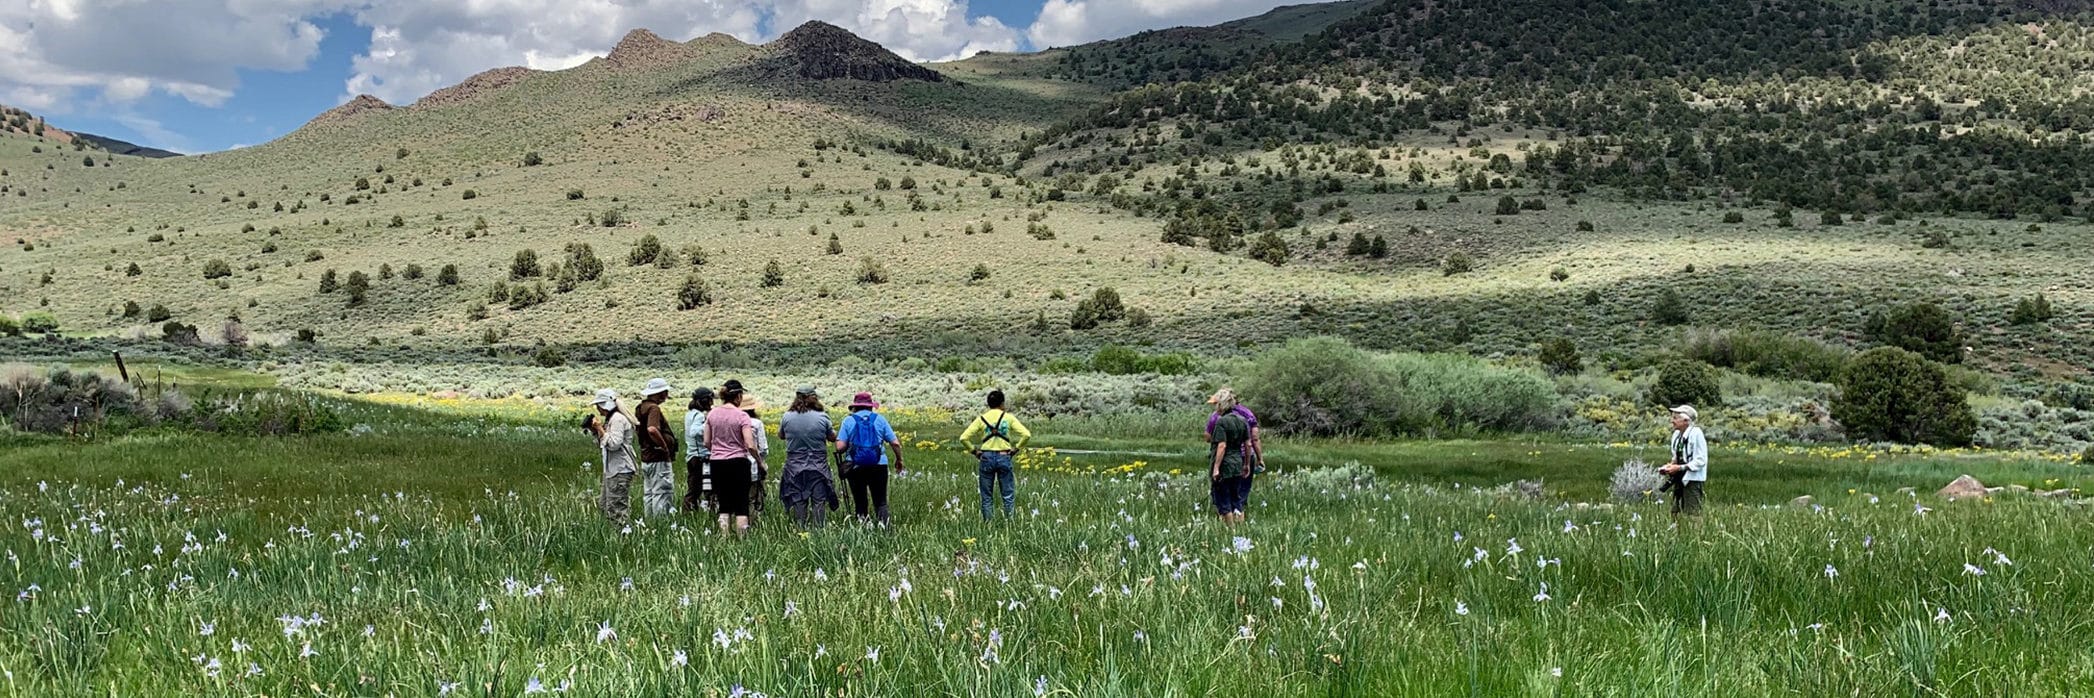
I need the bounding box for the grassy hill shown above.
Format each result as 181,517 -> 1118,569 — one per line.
1,6 -> 2089,391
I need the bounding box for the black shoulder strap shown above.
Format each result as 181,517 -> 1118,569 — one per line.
979,412 -> 1008,441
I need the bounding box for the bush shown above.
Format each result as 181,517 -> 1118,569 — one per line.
1645,360 -> 1723,408
161,321 -> 201,344
677,274 -> 712,309
1680,329 -> 1848,383
437,264 -> 460,286
1538,337 -> 1581,375
2009,294 -> 2055,325
1089,345 -> 1198,376
601,209 -> 624,228
510,249 -> 541,280
461,189 -> 477,200
19,312 -> 58,335
0,366 -> 144,434
1441,252 -> 1473,276
1649,289 -> 1689,326
1239,338 -> 1557,437
345,271 -> 370,307
2082,445 -> 2094,465
855,257 -> 890,285
402,263 -> 424,280
1866,301 -> 1963,364
1248,231 -> 1288,266
1548,267 -> 1569,282
0,315 -> 16,336
522,151 -> 543,167
183,392 -> 347,436
627,235 -> 662,266
1609,459 -> 1664,503
533,345 -> 567,367
1495,195 -> 1520,215
1835,347 -> 1975,446
201,259 -> 233,279
565,243 -> 604,282
146,304 -> 172,323
1722,211 -> 1746,224
1080,287 -> 1130,322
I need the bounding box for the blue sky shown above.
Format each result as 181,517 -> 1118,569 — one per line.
4,0 -> 1304,154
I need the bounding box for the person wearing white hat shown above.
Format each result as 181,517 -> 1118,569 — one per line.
633,378 -> 679,518
586,389 -> 638,525
1658,405 -> 1708,519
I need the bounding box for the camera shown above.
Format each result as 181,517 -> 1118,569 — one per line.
1657,467 -> 1684,493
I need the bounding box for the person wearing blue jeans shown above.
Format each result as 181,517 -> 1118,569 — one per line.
960,390 -> 1032,520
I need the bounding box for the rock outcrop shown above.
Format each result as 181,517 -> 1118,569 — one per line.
414,67 -> 538,108
765,21 -> 946,83
605,29 -> 697,70
304,95 -> 394,129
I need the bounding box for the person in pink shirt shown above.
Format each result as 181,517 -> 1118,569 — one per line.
703,385 -> 762,534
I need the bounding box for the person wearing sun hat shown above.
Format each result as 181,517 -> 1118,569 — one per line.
585,388 -> 638,525
737,391 -> 772,523
1658,405 -> 1709,520
778,386 -> 840,526
835,390 -> 905,525
631,378 -> 679,518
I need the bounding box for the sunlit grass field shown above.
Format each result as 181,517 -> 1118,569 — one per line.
4,395 -> 2092,696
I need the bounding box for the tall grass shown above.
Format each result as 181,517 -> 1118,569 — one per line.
3,453 -> 2090,695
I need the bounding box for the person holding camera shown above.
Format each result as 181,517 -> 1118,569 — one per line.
1658,405 -> 1708,520
585,389 -> 638,525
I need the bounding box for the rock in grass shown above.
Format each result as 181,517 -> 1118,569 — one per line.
1788,495 -> 1814,508
1937,475 -> 1987,499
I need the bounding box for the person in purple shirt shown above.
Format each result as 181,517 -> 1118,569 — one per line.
1204,389 -> 1265,517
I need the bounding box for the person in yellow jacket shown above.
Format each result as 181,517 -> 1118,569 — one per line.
960,390 -> 1032,520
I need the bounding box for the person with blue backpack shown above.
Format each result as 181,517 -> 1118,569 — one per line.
834,391 -> 905,526
960,390 -> 1032,520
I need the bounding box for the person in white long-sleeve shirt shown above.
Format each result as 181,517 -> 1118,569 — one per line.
587,389 -> 638,525
1658,405 -> 1708,519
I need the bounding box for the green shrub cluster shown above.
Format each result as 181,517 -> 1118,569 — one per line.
1680,329 -> 1848,383
1865,302 -> 1963,364
1237,337 -> 1557,437
1645,359 -> 1723,408
1835,347 -> 1974,446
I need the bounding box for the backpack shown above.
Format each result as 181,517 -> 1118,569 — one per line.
978,412 -> 1013,448
847,411 -> 885,467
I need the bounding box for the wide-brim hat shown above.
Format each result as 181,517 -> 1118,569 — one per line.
850,391 -> 880,409
795,385 -> 819,397
738,394 -> 766,412
642,378 -> 672,397
1670,405 -> 1698,421
592,389 -> 620,408
1206,388 -> 1236,406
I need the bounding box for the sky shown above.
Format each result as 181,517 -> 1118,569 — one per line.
1,0 -> 1313,154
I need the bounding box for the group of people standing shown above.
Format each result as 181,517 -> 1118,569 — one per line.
586,380 -> 909,532
584,381 -> 1273,530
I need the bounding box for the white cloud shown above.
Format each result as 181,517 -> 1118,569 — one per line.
0,0 -> 334,112
1027,0 -> 1298,48
1,0 -> 1300,147
111,113 -> 194,152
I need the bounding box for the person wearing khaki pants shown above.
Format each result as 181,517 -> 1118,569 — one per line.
586,389 -> 638,525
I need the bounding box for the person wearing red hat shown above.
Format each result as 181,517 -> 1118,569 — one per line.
834,391 -> 905,525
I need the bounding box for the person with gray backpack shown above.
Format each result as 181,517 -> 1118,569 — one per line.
960,390 -> 1032,520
